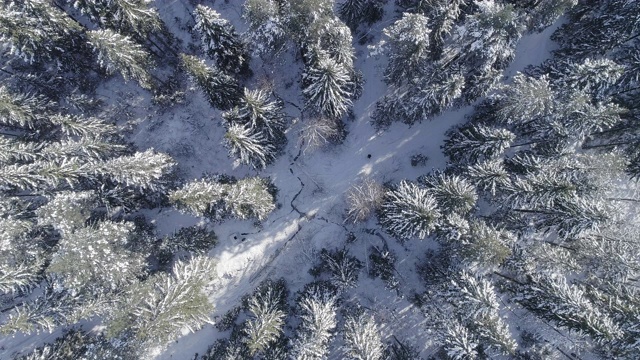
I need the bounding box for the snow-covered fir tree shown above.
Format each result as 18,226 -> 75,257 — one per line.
291,285 -> 337,360
284,0 -> 335,43
86,29 -> 155,89
96,149 -> 175,191
169,176 -> 276,221
242,0 -> 288,55
71,0 -> 161,37
525,0 -> 578,31
442,321 -> 479,360
35,190 -> 96,235
244,283 -> 287,356
342,311 -> 384,360
338,0 -> 383,30
466,159 -> 511,196
224,176 -> 276,221
0,0 -> 82,64
419,173 -> 477,215
443,124 -> 516,164
222,88 -> 287,147
442,0 -> 525,100
224,122 -> 277,169
49,114 -> 117,138
0,86 -> 52,128
447,271 -> 517,356
315,248 -> 363,289
47,221 -> 146,294
459,220 -> 514,267
551,0 -> 640,59
372,66 -> 465,127
379,180 -> 442,240
180,53 -> 241,110
381,12 -> 431,86
493,73 -> 555,126
169,179 -> 226,217
194,5 -> 248,74
109,256 -> 216,347
302,54 -> 354,119
307,17 -> 355,70
517,273 -> 623,345
421,0 -> 466,58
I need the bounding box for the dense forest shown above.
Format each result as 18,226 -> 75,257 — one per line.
0,0 -> 639,359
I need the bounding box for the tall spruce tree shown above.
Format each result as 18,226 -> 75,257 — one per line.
180,54 -> 241,110
87,29 -> 155,89
379,181 -> 442,240
194,5 -> 248,74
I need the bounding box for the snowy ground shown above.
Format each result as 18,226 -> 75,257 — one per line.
0,2 -> 562,359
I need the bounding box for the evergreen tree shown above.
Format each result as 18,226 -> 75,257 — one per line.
40,138 -> 125,163
443,124 -> 515,164
308,17 -> 355,70
379,181 -> 441,240
466,159 -> 511,196
313,248 -> 363,289
298,116 -> 343,154
244,284 -> 287,356
0,0 -> 82,64
459,220 -> 514,267
242,0 -> 287,55
302,54 -> 354,118
423,0 -> 466,58
71,0 -> 161,37
169,179 -> 226,217
86,29 -> 155,89
96,149 -> 175,191
442,1 -> 525,100
110,256 -> 216,346
505,167 -> 597,208
222,88 -> 287,146
442,321 -> 479,360
419,173 -> 477,215
494,73 -> 555,126
35,190 -> 96,235
517,274 -> 623,344
0,86 -> 52,129
170,176 -> 276,221
551,1 -> 640,59
291,285 -> 337,360
49,114 -> 117,139
47,221 -> 146,294
382,12 -> 431,85
447,271 -> 517,355
343,311 -> 384,360
0,137 -> 39,165
373,66 -> 465,127
284,0 -> 335,43
225,176 -> 276,221
225,123 -> 277,169
525,0 -> 578,31
194,5 -> 248,74
338,0 -> 383,30
0,257 -> 43,295
180,54 -> 241,110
